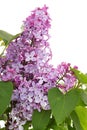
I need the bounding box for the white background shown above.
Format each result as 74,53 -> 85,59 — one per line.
0,0 -> 87,72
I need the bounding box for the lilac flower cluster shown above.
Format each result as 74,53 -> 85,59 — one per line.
0,5 -> 77,130
56,62 -> 77,92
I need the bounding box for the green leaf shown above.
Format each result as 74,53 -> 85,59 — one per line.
0,128 -> 6,130
68,125 -> 76,130
32,110 -> 51,130
75,106 -> 87,130
11,33 -> 21,41
0,114 -> 7,121
0,37 -> 2,40
0,30 -> 13,45
47,117 -> 68,130
23,121 -> 30,130
59,126 -> 68,130
71,68 -> 87,84
71,111 -> 83,130
47,116 -> 57,129
0,30 -> 21,46
80,89 -> 87,105
48,88 -> 80,125
54,125 -> 68,130
0,81 -> 13,115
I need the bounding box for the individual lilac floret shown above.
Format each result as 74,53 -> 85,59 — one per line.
25,51 -> 36,62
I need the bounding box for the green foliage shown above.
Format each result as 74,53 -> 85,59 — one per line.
23,121 -> 30,130
0,30 -> 13,45
0,30 -> 21,46
0,128 -> 6,130
75,106 -> 87,130
71,111 -> 83,130
47,116 -> 57,129
0,114 -> 7,121
0,30 -> 21,56
80,89 -> 87,105
0,81 -> 13,116
53,124 -> 68,130
32,110 -> 51,130
71,68 -> 87,84
47,117 -> 68,130
48,88 -> 80,125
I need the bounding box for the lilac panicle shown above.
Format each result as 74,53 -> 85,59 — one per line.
0,5 -> 77,130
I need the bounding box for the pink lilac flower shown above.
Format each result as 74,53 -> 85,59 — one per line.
25,51 -> 36,62
0,5 -> 77,130
56,62 -> 77,92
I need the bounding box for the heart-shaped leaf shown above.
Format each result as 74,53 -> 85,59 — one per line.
32,110 -> 51,130
0,81 -> 13,115
48,88 -> 80,125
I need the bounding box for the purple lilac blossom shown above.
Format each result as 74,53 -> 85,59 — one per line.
56,62 -> 77,92
0,5 -> 77,130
